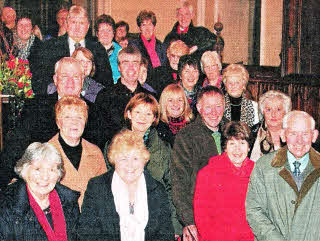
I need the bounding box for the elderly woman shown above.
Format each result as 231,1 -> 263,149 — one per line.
47,47 -> 104,103
103,92 -> 182,236
96,14 -> 121,84
157,83 -> 194,146
178,54 -> 201,114
250,90 -> 292,161
78,129 -> 174,240
194,121 -> 254,241
200,50 -> 222,88
222,64 -> 260,131
130,10 -> 166,72
49,96 -> 107,207
151,39 -> 189,93
0,142 -> 79,240
13,15 -> 42,77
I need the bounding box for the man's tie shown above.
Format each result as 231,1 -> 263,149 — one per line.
74,42 -> 81,49
212,132 -> 222,155
293,161 -> 301,177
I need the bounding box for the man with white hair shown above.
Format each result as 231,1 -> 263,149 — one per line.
246,110 -> 320,240
163,1 -> 219,58
35,5 -> 112,95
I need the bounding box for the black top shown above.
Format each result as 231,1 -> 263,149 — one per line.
229,95 -> 242,121
58,134 -> 82,170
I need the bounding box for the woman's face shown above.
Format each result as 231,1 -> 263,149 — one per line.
57,106 -> 86,144
128,103 -> 155,134
17,18 -> 32,43
115,149 -> 145,185
75,51 -> 92,77
225,75 -> 246,98
166,94 -> 184,118
25,158 -> 60,200
97,23 -> 114,47
138,65 -> 148,85
225,137 -> 249,167
263,97 -> 286,130
180,64 -> 199,91
203,58 -> 220,82
140,19 -> 155,40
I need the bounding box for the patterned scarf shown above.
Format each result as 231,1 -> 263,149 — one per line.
16,34 -> 35,60
168,116 -> 187,135
224,94 -> 256,128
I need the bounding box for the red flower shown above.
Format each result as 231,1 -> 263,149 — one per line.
24,60 -> 29,64
26,89 -> 33,97
8,78 -> 17,82
17,82 -> 24,88
7,60 -> 15,70
25,83 -> 29,87
18,59 -> 24,64
27,70 -> 32,78
9,55 -> 15,60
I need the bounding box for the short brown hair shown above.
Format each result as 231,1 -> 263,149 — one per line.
136,10 -> 157,27
72,47 -> 95,76
55,96 -> 88,123
159,84 -> 193,124
222,121 -> 251,150
108,129 -> 150,166
95,14 -> 115,33
117,45 -> 142,65
124,93 -> 160,126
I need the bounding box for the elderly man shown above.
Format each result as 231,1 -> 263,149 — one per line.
95,45 -> 153,148
1,6 -> 16,30
0,6 -> 15,55
246,110 -> 320,241
171,86 -> 225,241
35,5 -> 112,95
164,1 -> 219,59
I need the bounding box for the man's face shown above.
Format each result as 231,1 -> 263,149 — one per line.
115,26 -> 127,42
57,10 -> 68,28
197,93 -> 224,132
97,23 -> 114,46
139,19 -> 155,40
177,6 -> 193,29
118,54 -> 141,85
54,62 -> 84,97
1,7 -> 16,26
17,18 -> 32,42
67,13 -> 89,42
283,114 -> 318,159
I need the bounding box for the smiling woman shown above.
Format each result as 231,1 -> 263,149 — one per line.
0,142 -> 80,240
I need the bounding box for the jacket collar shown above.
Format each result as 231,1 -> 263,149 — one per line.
271,146 -> 320,169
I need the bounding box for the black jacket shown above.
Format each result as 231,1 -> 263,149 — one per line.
0,181 -> 80,240
33,34 -> 113,95
77,169 -> 174,240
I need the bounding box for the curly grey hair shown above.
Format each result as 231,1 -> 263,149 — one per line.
15,142 -> 65,182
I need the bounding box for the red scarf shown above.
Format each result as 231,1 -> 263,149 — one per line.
141,34 -> 161,68
27,185 -> 68,241
177,25 -> 189,34
172,72 -> 177,80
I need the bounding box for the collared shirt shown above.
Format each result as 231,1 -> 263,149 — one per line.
68,37 -> 85,56
287,150 -> 309,174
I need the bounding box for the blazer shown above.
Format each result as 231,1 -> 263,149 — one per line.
49,133 -> 107,207
77,169 -> 174,240
33,34 -> 113,95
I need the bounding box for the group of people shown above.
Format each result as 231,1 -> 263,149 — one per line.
1,2 -> 320,241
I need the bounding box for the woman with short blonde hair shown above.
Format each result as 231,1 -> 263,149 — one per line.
200,51 -> 222,88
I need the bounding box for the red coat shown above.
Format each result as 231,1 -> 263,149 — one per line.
194,152 -> 254,241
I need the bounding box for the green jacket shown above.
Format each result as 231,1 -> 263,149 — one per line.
246,146 -> 320,241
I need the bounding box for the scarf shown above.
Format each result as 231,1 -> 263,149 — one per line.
224,94 -> 256,128
168,116 -> 187,135
16,34 -> 35,60
112,171 -> 149,241
141,34 -> 161,68
26,185 -> 68,241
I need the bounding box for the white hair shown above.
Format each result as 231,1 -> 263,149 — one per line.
282,110 -> 315,130
200,51 -> 222,73
259,90 -> 292,115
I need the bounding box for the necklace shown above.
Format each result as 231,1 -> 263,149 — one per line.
129,202 -> 134,215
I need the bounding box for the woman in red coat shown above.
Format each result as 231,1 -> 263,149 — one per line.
194,121 -> 254,241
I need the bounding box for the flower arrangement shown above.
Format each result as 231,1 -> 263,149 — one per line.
0,55 -> 35,98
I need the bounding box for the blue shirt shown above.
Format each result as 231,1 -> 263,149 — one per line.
287,150 -> 309,174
